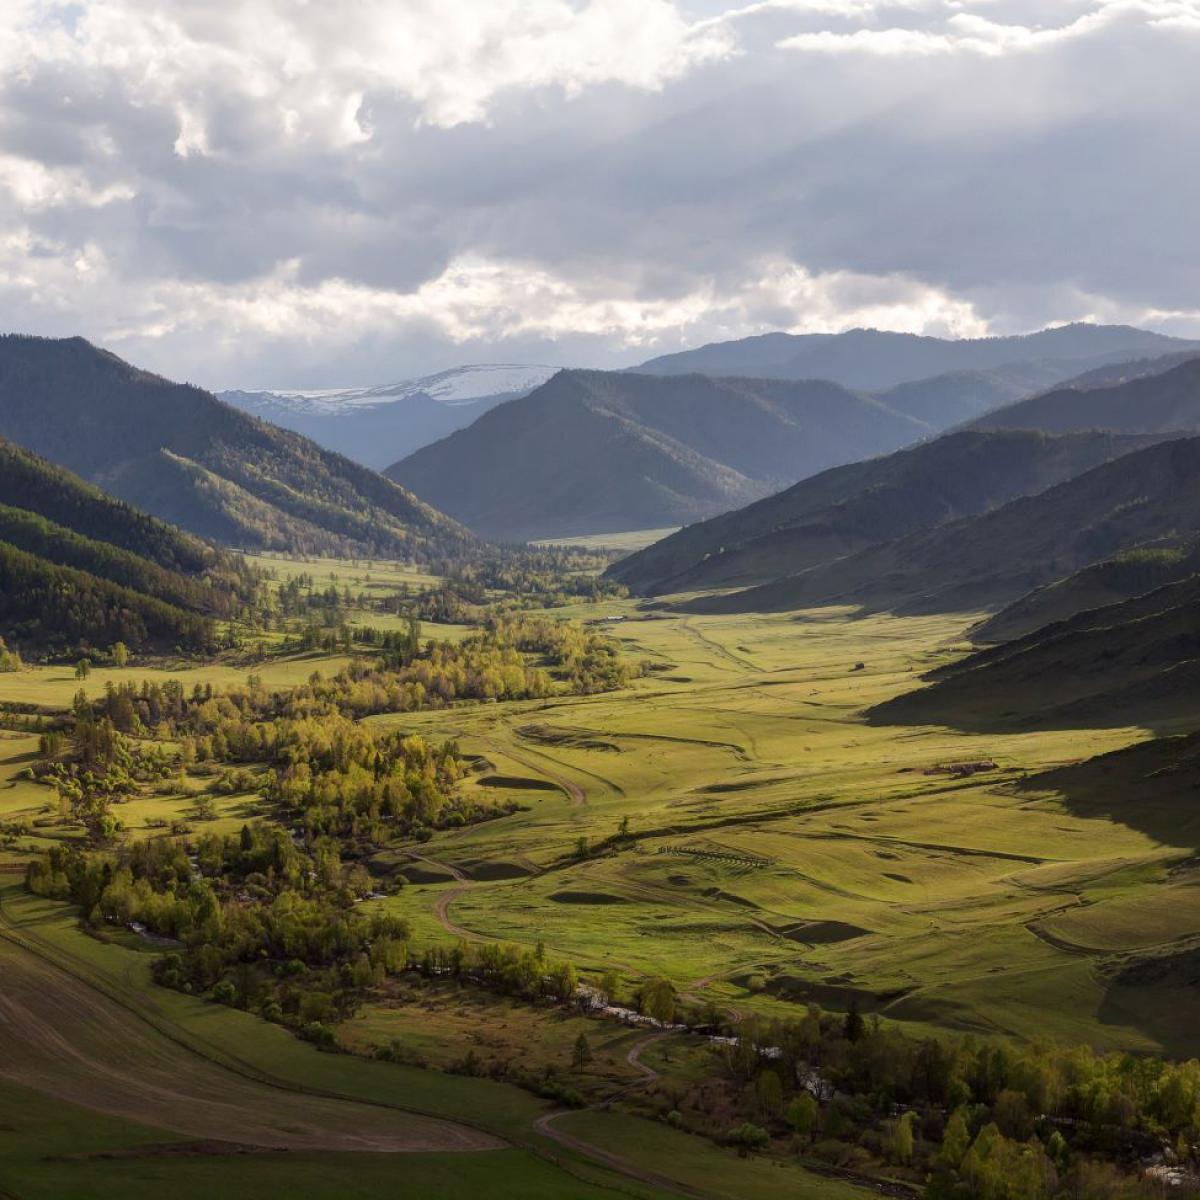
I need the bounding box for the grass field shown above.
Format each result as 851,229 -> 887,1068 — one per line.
362,601 -> 1198,1057
5,564 -> 1200,1197
533,528 -> 681,553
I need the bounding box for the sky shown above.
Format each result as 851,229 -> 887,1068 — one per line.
0,0 -> 1197,389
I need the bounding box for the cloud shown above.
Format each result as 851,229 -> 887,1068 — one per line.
0,0 -> 1196,387
776,1 -> 1200,57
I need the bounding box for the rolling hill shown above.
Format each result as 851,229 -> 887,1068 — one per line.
609,430 -> 1154,596
0,335 -> 476,561
0,437 -> 254,653
869,569 -> 1200,733
681,435 -> 1200,616
636,323 -> 1198,391
972,542 -> 1200,644
219,364 -> 557,469
385,369 -> 932,541
969,353 -> 1200,435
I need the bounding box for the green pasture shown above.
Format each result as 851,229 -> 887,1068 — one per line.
367,600 -> 1198,1056
533,527 -> 681,553
7,549 -> 1200,1196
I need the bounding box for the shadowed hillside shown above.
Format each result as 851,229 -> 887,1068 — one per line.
970,353 -> 1200,435
680,436 -> 1200,616
610,430 -> 1154,595
869,570 -> 1200,733
973,542 -> 1200,643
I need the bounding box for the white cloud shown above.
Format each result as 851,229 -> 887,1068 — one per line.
0,0 -> 735,149
0,225 -> 989,380
0,0 -> 1196,384
777,0 -> 1200,56
0,154 -> 134,208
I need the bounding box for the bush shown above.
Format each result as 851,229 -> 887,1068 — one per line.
726,1122 -> 770,1157
300,1021 -> 337,1049
211,980 -> 237,1006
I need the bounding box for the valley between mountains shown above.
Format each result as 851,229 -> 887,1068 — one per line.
4,328 -> 1200,1199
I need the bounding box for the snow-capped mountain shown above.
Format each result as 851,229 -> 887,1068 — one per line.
220,364 -> 559,469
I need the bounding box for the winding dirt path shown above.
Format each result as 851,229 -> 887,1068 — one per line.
405,851 -> 495,944
533,1031 -> 709,1199
679,619 -> 764,674
491,739 -> 588,807
680,972 -> 744,1025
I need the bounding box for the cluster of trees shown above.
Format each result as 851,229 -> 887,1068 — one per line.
651,1003 -> 1200,1198
435,547 -> 628,609
88,618 -> 629,751
0,636 -> 22,671
28,824 -> 412,1038
261,715 -> 478,842
80,676 -> 493,843
417,938 -> 579,1004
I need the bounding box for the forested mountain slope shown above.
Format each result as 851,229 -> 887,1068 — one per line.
0,335 -> 476,561
610,430 -> 1154,595
0,437 -> 254,653
386,369 -> 929,541
681,436 -> 1200,616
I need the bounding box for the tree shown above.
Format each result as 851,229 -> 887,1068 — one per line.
939,1107 -> 971,1169
192,795 -> 218,821
786,1092 -> 819,1143
639,978 -> 675,1025
600,969 -> 620,1005
889,1110 -> 916,1165
843,1000 -> 864,1043
75,658 -> 91,680
993,1088 -> 1034,1140
756,1069 -> 783,1120
572,1032 -> 592,1074
111,642 -> 129,668
0,637 -> 22,672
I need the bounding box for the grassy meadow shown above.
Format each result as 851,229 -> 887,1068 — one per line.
3,550 -> 1198,1198
363,601 -> 1197,1057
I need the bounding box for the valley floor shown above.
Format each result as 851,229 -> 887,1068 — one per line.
2,585 -> 1197,1198
370,600 -> 1200,1057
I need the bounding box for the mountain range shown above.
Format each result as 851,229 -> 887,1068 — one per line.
385,368 -> 938,542
220,364 -> 557,469
617,349 -> 1200,602
0,335 -> 475,562
636,323 -> 1199,391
